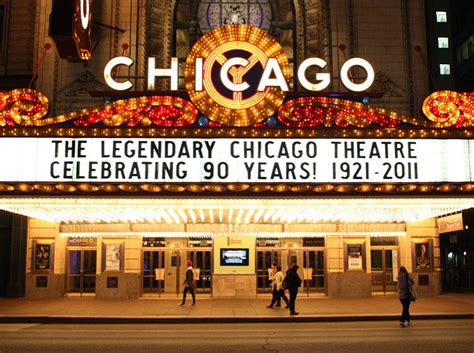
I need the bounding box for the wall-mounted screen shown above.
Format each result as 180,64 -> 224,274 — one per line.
220,248 -> 249,266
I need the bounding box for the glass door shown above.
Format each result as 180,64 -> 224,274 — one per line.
66,249 -> 97,295
142,250 -> 165,294
302,250 -> 325,293
371,248 -> 398,294
256,250 -> 281,293
187,250 -> 212,293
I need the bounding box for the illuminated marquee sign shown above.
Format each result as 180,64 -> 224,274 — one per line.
50,0 -> 92,61
0,138 -> 472,183
104,25 -> 375,126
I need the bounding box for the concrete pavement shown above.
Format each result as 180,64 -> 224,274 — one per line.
0,293 -> 473,323
1,321 -> 474,353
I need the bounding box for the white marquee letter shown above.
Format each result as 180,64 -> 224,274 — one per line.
258,58 -> 289,91
195,58 -> 203,91
104,57 -> 134,91
148,57 -> 179,91
220,57 -> 250,92
80,0 -> 90,30
340,58 -> 375,92
297,58 -> 330,91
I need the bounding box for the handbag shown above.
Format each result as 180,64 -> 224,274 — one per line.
406,274 -> 416,302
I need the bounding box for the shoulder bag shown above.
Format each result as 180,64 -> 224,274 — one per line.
406,274 -> 416,302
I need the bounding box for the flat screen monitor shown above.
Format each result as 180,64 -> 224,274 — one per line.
220,248 -> 249,266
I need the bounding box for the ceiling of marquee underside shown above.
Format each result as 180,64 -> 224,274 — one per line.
0,198 -> 472,224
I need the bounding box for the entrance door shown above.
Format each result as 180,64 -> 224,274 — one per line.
66,249 -> 97,295
371,248 -> 398,293
302,250 -> 325,293
142,250 -> 165,294
256,250 -> 281,293
187,250 -> 212,293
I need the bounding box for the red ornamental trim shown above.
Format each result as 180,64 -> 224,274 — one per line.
422,91 -> 474,128
0,89 -> 49,126
1,89 -> 473,129
278,97 -> 402,128
0,89 -> 198,127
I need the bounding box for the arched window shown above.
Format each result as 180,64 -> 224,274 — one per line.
172,0 -> 299,90
197,0 -> 272,33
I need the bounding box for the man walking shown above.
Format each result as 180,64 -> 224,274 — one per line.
286,264 -> 302,315
180,260 -> 196,305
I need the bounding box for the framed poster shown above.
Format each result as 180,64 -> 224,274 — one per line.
412,240 -> 433,271
347,244 -> 363,270
32,241 -> 54,273
102,242 -> 124,272
344,242 -> 366,271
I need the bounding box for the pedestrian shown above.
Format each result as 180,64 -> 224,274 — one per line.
266,262 -> 281,307
285,263 -> 302,315
398,266 -> 415,327
267,266 -> 289,309
179,260 -> 196,305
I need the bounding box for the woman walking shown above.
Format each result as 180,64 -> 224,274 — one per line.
398,266 -> 414,327
266,266 -> 289,308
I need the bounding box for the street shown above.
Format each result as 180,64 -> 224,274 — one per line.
0,320 -> 473,353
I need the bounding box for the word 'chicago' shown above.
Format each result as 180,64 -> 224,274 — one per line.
104,57 -> 375,93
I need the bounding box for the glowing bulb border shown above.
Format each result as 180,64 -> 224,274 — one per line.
184,24 -> 291,127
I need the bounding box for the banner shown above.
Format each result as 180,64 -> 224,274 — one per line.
438,213 -> 464,233
0,138 -> 472,183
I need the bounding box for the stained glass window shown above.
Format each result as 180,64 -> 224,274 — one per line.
198,0 -> 272,33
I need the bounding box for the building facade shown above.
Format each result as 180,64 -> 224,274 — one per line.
0,0 -> 473,300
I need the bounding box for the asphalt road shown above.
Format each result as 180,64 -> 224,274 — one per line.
0,320 -> 473,353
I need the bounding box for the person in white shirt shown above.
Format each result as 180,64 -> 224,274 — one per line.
266,266 -> 289,308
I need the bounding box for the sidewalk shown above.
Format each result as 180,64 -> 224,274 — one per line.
0,294 -> 473,324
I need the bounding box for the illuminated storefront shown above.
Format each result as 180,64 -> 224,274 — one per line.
1,2 -> 473,300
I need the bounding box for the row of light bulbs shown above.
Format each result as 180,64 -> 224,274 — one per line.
1,182 -> 474,194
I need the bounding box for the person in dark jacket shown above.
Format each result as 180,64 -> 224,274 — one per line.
398,266 -> 414,327
180,260 -> 195,305
285,263 -> 302,315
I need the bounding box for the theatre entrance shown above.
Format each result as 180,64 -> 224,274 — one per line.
301,249 -> 326,293
142,250 -> 166,294
66,248 -> 97,295
186,249 -> 212,294
141,238 -> 213,296
371,247 -> 399,294
256,249 -> 282,293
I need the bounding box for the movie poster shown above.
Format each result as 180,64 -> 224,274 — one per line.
105,244 -> 121,271
347,244 -> 363,270
415,242 -> 431,270
34,244 -> 52,271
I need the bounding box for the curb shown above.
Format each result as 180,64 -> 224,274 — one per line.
1,314 -> 473,324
